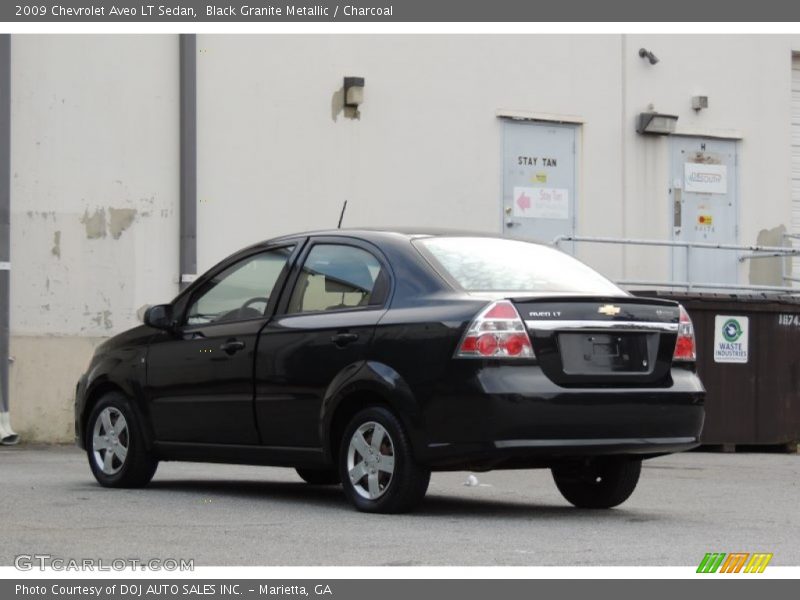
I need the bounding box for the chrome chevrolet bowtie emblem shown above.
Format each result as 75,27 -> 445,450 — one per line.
598,304 -> 621,316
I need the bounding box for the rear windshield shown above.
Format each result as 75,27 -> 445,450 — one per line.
415,236 -> 624,295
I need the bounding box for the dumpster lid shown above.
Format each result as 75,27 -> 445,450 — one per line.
631,290 -> 800,311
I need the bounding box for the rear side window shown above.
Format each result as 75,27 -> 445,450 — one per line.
287,244 -> 385,314
416,237 -> 623,295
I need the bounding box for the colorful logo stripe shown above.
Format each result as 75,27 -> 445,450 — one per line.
744,553 -> 774,573
697,553 -> 773,573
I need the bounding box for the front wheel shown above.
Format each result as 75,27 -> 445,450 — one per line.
552,457 -> 641,509
338,407 -> 430,513
85,392 -> 158,488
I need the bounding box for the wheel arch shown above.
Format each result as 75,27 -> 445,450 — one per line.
320,361 -> 425,465
81,378 -> 154,452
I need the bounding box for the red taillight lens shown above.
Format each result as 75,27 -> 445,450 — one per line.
483,302 -> 519,319
673,305 -> 696,362
456,300 -> 535,359
503,333 -> 530,356
476,333 -> 499,356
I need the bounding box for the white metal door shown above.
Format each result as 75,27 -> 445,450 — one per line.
502,120 -> 577,245
791,55 -> 800,284
670,137 -> 739,285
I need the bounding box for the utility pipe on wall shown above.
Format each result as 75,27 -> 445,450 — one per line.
0,34 -> 18,445
179,34 -> 197,291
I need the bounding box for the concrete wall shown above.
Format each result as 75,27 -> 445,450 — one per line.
622,35 -> 796,283
195,35 -> 800,285
195,35 -> 627,278
7,34 -> 800,442
9,36 -> 179,441
9,336 -> 104,441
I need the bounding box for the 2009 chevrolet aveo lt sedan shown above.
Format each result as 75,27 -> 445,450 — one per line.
75,230 -> 704,513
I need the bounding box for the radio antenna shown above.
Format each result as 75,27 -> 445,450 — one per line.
337,200 -> 348,229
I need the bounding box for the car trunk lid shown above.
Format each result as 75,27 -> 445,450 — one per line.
511,296 -> 680,387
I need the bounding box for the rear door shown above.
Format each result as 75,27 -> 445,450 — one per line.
254,238 -> 391,448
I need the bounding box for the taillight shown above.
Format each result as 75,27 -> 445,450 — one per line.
673,304 -> 696,362
456,300 -> 534,359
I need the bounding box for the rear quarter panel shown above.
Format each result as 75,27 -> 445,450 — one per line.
365,298 -> 486,455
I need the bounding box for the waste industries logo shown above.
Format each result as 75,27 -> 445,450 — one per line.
697,552 -> 773,573
713,315 -> 749,364
722,318 -> 743,342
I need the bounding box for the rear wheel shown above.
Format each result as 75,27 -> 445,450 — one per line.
295,467 -> 340,485
552,457 -> 641,509
338,406 -> 430,513
85,392 -> 158,488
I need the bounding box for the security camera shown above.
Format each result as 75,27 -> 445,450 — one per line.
638,48 -> 659,65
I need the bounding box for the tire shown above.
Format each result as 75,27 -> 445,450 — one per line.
295,467 -> 341,485
85,392 -> 158,488
552,457 -> 641,509
338,406 -> 430,513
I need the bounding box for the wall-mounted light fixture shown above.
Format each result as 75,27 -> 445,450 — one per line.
344,76 -> 365,109
636,112 -> 679,135
691,95 -> 709,111
638,48 -> 659,65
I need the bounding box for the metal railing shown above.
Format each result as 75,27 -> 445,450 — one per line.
552,235 -> 800,295
783,233 -> 800,284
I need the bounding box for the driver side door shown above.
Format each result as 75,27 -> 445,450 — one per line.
147,244 -> 299,445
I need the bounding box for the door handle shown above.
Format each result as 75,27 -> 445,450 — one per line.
330,332 -> 359,347
220,339 -> 246,355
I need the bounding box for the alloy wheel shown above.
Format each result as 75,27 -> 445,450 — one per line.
91,407 -> 129,475
346,421 -> 395,499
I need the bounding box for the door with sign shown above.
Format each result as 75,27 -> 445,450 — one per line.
502,120 -> 577,245
670,137 -> 738,285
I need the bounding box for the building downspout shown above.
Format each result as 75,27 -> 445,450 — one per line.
620,34 -> 629,281
0,34 -> 18,445
179,34 -> 197,290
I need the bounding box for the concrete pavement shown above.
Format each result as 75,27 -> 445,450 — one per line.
1,445 -> 797,566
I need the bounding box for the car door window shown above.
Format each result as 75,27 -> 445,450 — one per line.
186,246 -> 294,325
287,244 -> 384,314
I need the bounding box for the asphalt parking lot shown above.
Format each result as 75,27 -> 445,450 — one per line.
1,445 -> 797,566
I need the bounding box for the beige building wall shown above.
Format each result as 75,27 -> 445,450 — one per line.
9,36 -> 179,442
622,35 -> 795,283
8,34 -> 800,442
195,35 -> 627,278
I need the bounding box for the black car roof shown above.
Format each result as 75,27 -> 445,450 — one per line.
268,228 -> 545,245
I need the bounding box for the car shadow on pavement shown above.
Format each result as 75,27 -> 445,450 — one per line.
144,478 -> 350,507
418,494 -> 652,521
136,479 -> 657,521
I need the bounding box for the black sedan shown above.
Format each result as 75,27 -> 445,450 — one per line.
75,230 -> 704,513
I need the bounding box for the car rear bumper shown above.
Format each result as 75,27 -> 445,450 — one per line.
419,364 -> 704,469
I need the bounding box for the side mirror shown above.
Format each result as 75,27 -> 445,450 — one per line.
144,304 -> 174,331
